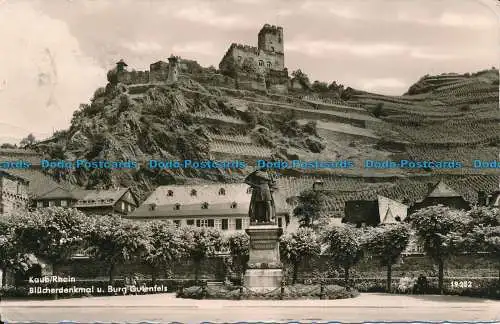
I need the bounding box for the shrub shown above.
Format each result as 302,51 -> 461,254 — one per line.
176,284 -> 358,300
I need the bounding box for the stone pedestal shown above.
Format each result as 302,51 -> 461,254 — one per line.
244,225 -> 283,291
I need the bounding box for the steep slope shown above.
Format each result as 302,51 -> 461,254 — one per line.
32,63 -> 498,210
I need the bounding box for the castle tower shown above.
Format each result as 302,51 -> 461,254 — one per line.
258,24 -> 284,54
116,59 -> 128,73
167,55 -> 180,84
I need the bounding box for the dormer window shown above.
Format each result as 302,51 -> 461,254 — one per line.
230,202 -> 237,209
201,202 -> 209,209
190,189 -> 197,196
246,187 -> 252,194
167,190 -> 173,197
149,203 -> 156,211
218,188 -> 226,196
174,203 -> 180,210
266,61 -> 271,68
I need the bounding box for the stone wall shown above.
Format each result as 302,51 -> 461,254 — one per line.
0,175 -> 29,215
52,252 -> 496,283
220,43 -> 284,76
117,70 -> 150,85
236,72 -> 267,92
190,73 -> 237,88
297,253 -> 497,279
267,69 -> 289,94
56,257 -> 226,281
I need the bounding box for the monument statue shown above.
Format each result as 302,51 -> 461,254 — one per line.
243,168 -> 283,291
244,169 -> 277,224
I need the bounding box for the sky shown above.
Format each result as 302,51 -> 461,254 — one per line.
0,0 -> 498,141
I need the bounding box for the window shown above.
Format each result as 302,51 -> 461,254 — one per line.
167,190 -> 173,197
190,189 -> 197,196
218,188 -> 226,196
60,200 -> 67,207
266,61 -> 271,68
121,202 -> 125,211
237,56 -> 242,62
246,187 -> 252,194
196,219 -> 209,227
174,203 -> 181,210
201,202 -> 209,209
187,219 -> 195,226
48,201 -> 55,207
271,46 -> 275,52
258,60 -> 264,66
173,220 -> 181,228
235,218 -> 242,230
230,202 -> 237,209
37,201 -> 43,208
221,219 -> 229,230
278,217 -> 283,228
149,203 -> 156,211
55,200 -> 61,207
207,219 -> 215,227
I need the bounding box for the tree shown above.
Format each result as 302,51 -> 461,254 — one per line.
362,224 -> 410,292
0,143 -> 16,149
407,205 -> 470,294
372,103 -> 385,118
443,207 -> 500,282
311,81 -> 329,93
291,69 -> 311,89
226,232 -> 249,278
10,208 -> 91,276
322,225 -> 363,287
293,189 -> 327,230
280,228 -> 320,284
178,227 -> 223,281
86,215 -> 151,284
142,222 -> 185,284
20,133 -> 36,147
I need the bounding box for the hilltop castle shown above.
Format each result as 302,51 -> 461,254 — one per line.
108,24 -> 290,93
219,24 -> 289,93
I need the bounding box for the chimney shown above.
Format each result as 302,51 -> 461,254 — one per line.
478,191 -> 487,206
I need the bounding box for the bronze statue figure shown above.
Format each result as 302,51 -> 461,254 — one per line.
245,169 -> 277,224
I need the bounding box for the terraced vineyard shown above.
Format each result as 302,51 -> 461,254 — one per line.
275,174 -> 498,214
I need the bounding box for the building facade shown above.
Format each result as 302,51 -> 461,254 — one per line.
409,181 -> 471,213
34,187 -> 138,215
0,171 -> 29,216
343,195 -> 408,227
127,183 -> 290,233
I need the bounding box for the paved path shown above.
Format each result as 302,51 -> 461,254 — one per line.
2,293 -> 499,323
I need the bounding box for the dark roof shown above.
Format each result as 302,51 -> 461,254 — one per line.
427,181 -> 461,198
0,170 -> 29,184
6,169 -> 74,197
73,188 -> 135,208
116,59 -> 128,66
343,200 -> 380,226
35,187 -> 77,200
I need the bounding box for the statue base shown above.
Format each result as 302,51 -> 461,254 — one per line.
244,225 -> 283,292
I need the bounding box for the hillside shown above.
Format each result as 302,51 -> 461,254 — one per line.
30,62 -> 498,213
